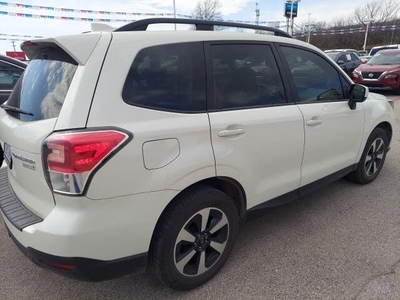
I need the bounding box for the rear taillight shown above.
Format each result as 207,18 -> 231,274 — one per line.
43,130 -> 129,195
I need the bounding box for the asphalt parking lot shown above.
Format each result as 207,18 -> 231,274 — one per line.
0,92 -> 399,300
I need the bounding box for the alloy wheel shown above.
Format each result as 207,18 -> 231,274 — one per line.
364,137 -> 385,177
174,207 -> 229,277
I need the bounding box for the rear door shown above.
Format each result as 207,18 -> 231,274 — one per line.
206,42 -> 304,209
278,45 -> 364,191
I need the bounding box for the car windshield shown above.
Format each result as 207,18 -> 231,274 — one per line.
367,52 -> 400,65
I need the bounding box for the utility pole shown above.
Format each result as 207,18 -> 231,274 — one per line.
255,1 -> 260,26
362,19 -> 375,51
390,20 -> 396,44
173,0 -> 176,31
305,14 -> 315,44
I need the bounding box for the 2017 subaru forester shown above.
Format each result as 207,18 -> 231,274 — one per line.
0,18 -> 395,290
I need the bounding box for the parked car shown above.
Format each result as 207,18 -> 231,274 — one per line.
352,49 -> 400,94
0,54 -> 26,104
358,50 -> 368,56
325,48 -> 363,57
369,44 -> 400,56
0,18 -> 395,291
325,51 -> 362,75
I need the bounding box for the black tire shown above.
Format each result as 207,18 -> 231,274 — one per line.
347,128 -> 388,184
149,185 -> 238,290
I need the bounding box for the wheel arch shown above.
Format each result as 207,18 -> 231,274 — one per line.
375,121 -> 393,146
148,176 -> 247,254
357,117 -> 394,163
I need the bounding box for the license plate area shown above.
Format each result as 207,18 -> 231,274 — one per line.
3,143 -> 12,169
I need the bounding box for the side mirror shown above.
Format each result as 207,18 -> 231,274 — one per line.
348,84 -> 368,110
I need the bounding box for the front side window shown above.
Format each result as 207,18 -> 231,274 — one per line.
0,61 -> 24,91
122,43 -> 206,112
210,44 -> 286,110
281,46 -> 346,102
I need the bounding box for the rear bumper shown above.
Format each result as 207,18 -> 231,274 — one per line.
5,224 -> 147,281
0,168 -> 42,230
0,166 -> 178,281
1,166 -> 148,281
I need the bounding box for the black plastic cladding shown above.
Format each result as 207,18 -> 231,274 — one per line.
114,18 -> 293,38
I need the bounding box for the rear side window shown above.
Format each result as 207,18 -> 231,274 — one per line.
0,61 -> 24,90
7,48 -> 78,121
122,43 -> 206,112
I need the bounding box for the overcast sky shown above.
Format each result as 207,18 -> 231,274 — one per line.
0,0 -> 372,55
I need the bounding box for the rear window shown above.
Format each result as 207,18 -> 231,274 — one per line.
7,48 -> 77,121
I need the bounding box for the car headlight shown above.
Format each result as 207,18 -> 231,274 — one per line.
384,74 -> 397,79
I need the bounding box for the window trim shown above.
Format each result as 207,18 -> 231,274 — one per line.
275,43 -> 354,105
0,60 -> 26,71
204,41 -> 294,112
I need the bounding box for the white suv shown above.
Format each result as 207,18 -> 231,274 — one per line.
0,18 -> 395,290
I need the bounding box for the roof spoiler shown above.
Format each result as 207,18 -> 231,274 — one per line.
91,23 -> 115,32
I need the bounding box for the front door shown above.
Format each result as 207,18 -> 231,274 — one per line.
278,45 -> 365,188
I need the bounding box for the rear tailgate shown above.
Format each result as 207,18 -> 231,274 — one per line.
0,113 -> 57,218
0,33 -> 111,220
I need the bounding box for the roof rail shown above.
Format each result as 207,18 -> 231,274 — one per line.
114,18 -> 292,38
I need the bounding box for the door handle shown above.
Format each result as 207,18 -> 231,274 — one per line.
306,119 -> 323,126
218,128 -> 245,137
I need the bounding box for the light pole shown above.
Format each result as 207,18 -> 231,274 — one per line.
173,0 -> 177,31
305,23 -> 315,43
305,13 -> 315,43
362,19 -> 374,51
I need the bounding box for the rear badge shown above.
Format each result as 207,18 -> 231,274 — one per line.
11,152 -> 36,171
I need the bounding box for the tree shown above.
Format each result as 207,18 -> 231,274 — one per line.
193,0 -> 222,21
353,0 -> 400,25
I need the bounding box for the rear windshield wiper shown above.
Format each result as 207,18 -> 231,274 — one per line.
0,104 -> 34,116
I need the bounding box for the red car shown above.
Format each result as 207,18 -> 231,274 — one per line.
352,49 -> 400,94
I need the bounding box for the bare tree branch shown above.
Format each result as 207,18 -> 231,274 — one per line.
353,0 -> 400,25
193,0 -> 222,21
